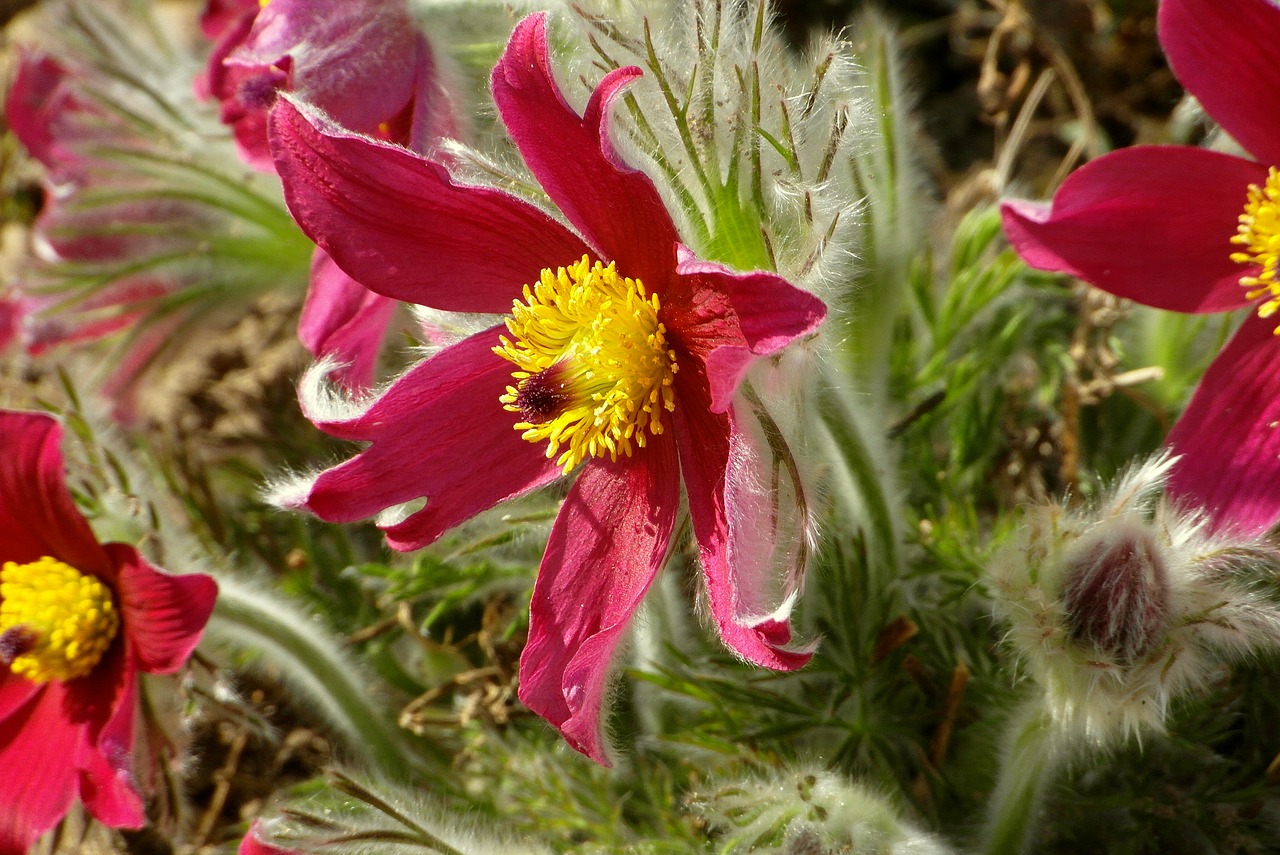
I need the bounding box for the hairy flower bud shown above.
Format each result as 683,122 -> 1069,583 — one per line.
987,453 -> 1280,743
693,766 -> 954,855
1060,525 -> 1169,664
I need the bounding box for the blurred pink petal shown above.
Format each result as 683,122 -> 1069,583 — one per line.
201,0 -> 459,383
238,821 -> 302,855
205,0 -> 434,169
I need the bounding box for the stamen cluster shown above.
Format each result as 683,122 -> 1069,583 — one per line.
1232,166 -> 1280,327
495,256 -> 679,473
0,556 -> 120,683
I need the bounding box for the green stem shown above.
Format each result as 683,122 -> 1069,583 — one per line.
817,380 -> 901,595
981,703 -> 1061,855
208,576 -> 431,777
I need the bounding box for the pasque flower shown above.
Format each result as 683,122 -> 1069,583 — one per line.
200,0 -> 444,170
269,13 -> 825,763
200,0 -> 454,388
1001,0 -> 1280,534
0,410 -> 217,852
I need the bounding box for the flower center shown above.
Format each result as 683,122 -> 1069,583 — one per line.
1231,166 -> 1280,329
0,557 -> 119,684
495,256 -> 678,474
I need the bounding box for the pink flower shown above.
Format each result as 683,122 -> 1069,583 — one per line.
0,411 -> 217,852
201,0 -> 445,170
268,13 -> 824,763
199,0 -> 457,388
1000,0 -> 1280,534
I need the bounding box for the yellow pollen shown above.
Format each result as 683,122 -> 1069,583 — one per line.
0,557 -> 119,684
494,256 -> 679,474
1232,166 -> 1280,332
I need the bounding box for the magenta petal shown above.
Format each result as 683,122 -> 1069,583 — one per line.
1159,0 -> 1280,167
223,66 -> 283,171
107,544 -> 216,675
675,376 -> 812,671
269,98 -> 591,314
1001,146 -> 1265,313
1166,317 -> 1280,535
518,439 -> 680,765
670,248 -> 826,411
0,677 -> 39,725
228,0 -> 419,137
76,666 -> 143,828
198,5 -> 257,109
492,14 -> 682,288
0,411 -> 110,574
0,685 -> 80,855
299,330 -> 561,551
240,822 -> 302,855
199,0 -> 258,41
299,250 -> 397,389
6,53 -> 73,175
404,33 -> 456,154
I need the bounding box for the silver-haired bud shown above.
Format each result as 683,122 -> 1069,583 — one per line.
987,453 -> 1280,743
1060,524 -> 1170,664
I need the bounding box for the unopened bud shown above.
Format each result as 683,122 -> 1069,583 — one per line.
987,452 -> 1280,743
1061,527 -> 1169,664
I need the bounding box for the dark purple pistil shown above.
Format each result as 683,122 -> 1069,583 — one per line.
0,626 -> 37,664
515,366 -> 572,424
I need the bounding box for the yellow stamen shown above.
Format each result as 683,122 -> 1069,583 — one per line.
0,557 -> 119,684
494,256 -> 679,474
1232,166 -> 1280,332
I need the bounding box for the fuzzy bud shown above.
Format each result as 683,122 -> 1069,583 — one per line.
693,766 -> 954,854
1060,525 -> 1169,664
987,453 -> 1280,743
